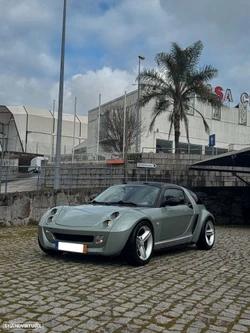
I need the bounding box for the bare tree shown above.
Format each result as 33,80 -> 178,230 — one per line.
99,103 -> 143,154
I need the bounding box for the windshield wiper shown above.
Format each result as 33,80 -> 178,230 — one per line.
115,200 -> 138,206
91,200 -> 110,206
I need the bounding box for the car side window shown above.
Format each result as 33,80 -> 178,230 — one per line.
188,190 -> 203,204
162,189 -> 185,205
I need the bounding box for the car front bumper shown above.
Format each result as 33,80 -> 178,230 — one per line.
38,225 -> 131,257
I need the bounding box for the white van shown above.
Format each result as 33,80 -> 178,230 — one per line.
28,157 -> 48,173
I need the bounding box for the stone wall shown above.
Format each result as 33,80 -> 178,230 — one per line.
0,186 -> 249,227
193,187 -> 250,225
0,188 -> 102,227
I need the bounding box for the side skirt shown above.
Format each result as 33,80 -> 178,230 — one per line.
154,235 -> 193,251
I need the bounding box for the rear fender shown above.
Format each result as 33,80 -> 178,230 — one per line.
191,209 -> 215,243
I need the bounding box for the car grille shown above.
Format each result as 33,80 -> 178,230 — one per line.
53,233 -> 94,243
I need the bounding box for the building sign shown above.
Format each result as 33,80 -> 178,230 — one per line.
240,92 -> 250,105
239,103 -> 247,125
208,85 -> 250,106
213,86 -> 233,102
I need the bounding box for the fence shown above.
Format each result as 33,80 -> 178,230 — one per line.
0,162 -> 249,194
0,164 -> 131,193
142,145 -> 229,155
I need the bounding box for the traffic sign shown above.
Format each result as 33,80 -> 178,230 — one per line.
209,134 -> 216,147
137,163 -> 156,168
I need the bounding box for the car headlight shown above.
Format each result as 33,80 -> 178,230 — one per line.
46,208 -> 58,224
111,212 -> 119,219
102,212 -> 120,228
102,220 -> 112,227
51,208 -> 57,215
47,216 -> 54,223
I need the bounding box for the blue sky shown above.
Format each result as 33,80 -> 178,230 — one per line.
0,0 -> 250,115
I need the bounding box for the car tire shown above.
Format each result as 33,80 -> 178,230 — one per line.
196,220 -> 215,250
123,221 -> 154,266
38,237 -> 61,256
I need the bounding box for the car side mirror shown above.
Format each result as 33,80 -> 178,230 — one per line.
161,197 -> 181,207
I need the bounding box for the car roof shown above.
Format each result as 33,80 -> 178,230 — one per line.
123,182 -> 184,190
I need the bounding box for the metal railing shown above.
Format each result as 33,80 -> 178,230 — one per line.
0,163 -> 249,194
142,146 -> 228,155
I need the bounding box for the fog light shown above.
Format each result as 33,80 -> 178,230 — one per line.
45,229 -> 55,243
95,235 -> 104,244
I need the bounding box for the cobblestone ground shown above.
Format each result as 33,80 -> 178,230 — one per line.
0,226 -> 250,333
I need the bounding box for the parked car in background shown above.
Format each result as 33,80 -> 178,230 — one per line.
38,182 -> 215,266
28,156 -> 48,173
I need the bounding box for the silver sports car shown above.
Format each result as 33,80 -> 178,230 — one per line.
38,182 -> 215,266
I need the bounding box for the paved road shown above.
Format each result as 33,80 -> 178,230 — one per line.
0,226 -> 250,333
0,176 -> 38,193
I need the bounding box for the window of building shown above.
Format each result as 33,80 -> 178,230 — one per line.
205,147 -> 228,155
176,143 -> 202,154
156,139 -> 172,153
189,144 -> 202,155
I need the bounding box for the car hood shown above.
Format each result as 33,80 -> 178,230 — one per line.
54,204 -> 131,227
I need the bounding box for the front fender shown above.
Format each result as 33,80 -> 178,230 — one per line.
39,206 -> 64,226
110,209 -> 152,233
103,210 -> 153,254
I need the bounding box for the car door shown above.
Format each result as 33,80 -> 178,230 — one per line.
160,188 -> 194,240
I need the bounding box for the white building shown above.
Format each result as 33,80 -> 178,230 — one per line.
87,90 -> 250,156
0,105 -> 88,156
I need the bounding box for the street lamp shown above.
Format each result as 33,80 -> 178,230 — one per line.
135,55 -> 145,153
96,94 -> 101,161
50,99 -> 56,161
72,97 -> 77,163
54,0 -> 67,190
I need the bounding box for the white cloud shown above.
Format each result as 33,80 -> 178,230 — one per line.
50,67 -> 136,115
0,74 -> 52,107
0,0 -> 249,116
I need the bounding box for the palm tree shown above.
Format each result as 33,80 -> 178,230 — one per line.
139,40 -> 223,153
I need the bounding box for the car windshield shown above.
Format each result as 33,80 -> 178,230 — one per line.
93,184 -> 160,207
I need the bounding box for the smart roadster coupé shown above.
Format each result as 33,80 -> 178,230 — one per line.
38,182 -> 215,266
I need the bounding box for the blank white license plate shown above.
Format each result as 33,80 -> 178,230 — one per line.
56,242 -> 87,254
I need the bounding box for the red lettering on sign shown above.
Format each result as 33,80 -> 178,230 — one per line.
215,86 -> 223,99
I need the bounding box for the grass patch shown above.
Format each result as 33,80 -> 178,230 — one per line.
0,225 -> 38,240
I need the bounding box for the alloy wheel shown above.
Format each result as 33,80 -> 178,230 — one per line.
205,221 -> 215,246
136,225 -> 153,261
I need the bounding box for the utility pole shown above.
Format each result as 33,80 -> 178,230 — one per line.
54,0 -> 67,190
